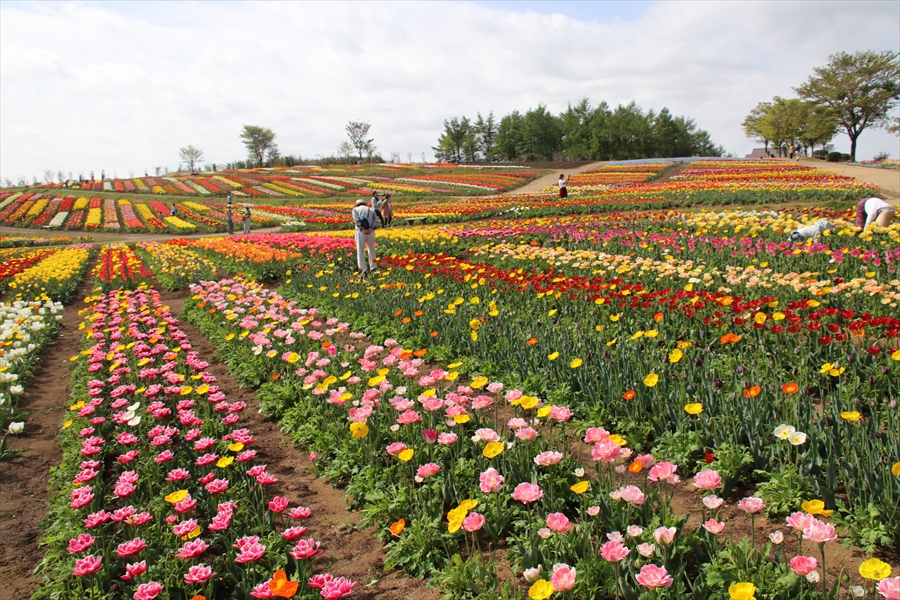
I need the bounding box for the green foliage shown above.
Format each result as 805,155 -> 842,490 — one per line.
754,463 -> 816,517
428,554 -> 519,599
831,500 -> 896,553
240,125 -> 277,168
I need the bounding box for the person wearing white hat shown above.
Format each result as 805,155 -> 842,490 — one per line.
351,199 -> 378,275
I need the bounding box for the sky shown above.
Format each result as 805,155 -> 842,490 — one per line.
1,1 -> 899,182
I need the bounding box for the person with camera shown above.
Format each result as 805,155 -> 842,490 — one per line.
352,199 -> 378,275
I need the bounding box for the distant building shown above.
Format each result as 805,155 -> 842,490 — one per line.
745,148 -> 776,159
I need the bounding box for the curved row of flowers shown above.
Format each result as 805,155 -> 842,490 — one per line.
34,286 -> 355,600
184,277 -> 898,599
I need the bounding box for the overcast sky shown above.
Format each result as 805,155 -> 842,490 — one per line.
1,0 -> 898,182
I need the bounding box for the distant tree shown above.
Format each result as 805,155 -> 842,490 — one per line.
240,126 -> 277,167
474,111 -> 498,161
337,141 -> 354,162
433,117 -> 475,162
346,121 -> 374,162
4,177 -> 12,188
179,145 -> 205,172
154,166 -> 161,176
888,116 -> 900,135
797,102 -> 839,154
56,170 -> 65,183
743,101 -> 775,154
560,99 -> 594,160
43,169 -> 55,184
265,145 -> 281,166
795,50 -> 900,161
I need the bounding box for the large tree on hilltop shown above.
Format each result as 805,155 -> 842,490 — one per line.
240,126 -> 277,168
795,50 -> 899,161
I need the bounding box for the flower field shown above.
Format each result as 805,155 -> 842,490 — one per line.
543,164 -> 671,194
2,191 -> 899,598
24,164 -> 541,199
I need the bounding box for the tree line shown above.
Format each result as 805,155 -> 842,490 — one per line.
742,50 -> 899,161
432,100 -> 726,163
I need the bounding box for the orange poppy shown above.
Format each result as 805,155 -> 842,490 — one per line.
627,459 -> 643,473
720,333 -> 741,345
400,350 -> 413,360
209,308 -> 216,314
272,372 -> 282,381
401,318 -> 411,324
653,312 -> 664,323
394,309 -> 403,317
414,349 -> 427,357
414,310 -> 424,317
390,519 -> 406,536
623,390 -> 636,401
268,568 -> 299,598
781,382 -> 799,394
526,337 -> 538,346
743,385 -> 761,398
430,332 -> 439,338
322,341 -> 333,349
190,596 -> 206,600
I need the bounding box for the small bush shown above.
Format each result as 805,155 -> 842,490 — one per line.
826,152 -> 842,162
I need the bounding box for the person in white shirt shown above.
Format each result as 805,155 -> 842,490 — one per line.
789,219 -> 833,242
558,174 -> 569,199
855,197 -> 895,229
371,192 -> 386,227
351,199 -> 378,274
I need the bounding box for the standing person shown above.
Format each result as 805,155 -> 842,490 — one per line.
371,191 -> 386,228
558,174 -> 569,199
243,205 -> 252,234
227,192 -> 233,207
170,203 -> 177,216
352,199 -> 377,275
226,205 -> 234,235
382,193 -> 394,227
855,197 -> 896,229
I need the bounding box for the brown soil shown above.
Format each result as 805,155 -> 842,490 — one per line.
0,280 -> 435,600
799,158 -> 900,200
506,161 -> 610,194
0,267 -> 94,600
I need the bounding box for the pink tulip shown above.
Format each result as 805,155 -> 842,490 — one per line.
172,519 -> 198,537
802,519 -> 838,544
546,512 -> 570,533
653,526 -> 677,545
701,519 -> 726,535
462,512 -> 486,532
636,564 -> 674,588
591,439 -> 620,462
235,542 -> 266,563
308,573 -> 334,589
290,538 -> 323,559
702,494 -> 724,510
584,427 -> 610,443
423,429 -> 438,444
116,537 -> 148,558
437,432 -> 458,445
614,485 -> 645,506
121,560 -> 147,580
693,469 -> 723,490
512,482 -> 543,504
789,555 -> 818,576
648,461 -> 679,484
290,506 -> 312,519
416,463 -> 441,479
551,564 -> 577,591
73,554 -> 102,577
183,564 -> 216,585
600,540 -> 630,562
785,511 -> 817,531
737,496 -> 766,514
67,533 -> 95,553
268,496 -> 289,513
175,539 -> 208,559
321,576 -> 358,599
534,451 -> 563,466
877,576 -> 900,599
281,526 -> 309,540
637,543 -> 656,557
133,581 -> 164,600
480,467 -> 505,493
586,505 -> 600,516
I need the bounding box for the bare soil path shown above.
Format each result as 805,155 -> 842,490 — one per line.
799,158 -> 900,200
0,264 -> 95,600
504,161 -> 610,194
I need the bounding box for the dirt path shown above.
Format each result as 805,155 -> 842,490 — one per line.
161,291 -> 436,600
0,267 -> 95,600
799,158 -> 900,200
504,161 -> 610,194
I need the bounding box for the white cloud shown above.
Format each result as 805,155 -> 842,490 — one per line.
1,0 -> 898,181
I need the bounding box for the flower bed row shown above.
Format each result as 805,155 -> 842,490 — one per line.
3,243 -> 93,304
34,287 -> 356,600
184,277 -> 899,599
